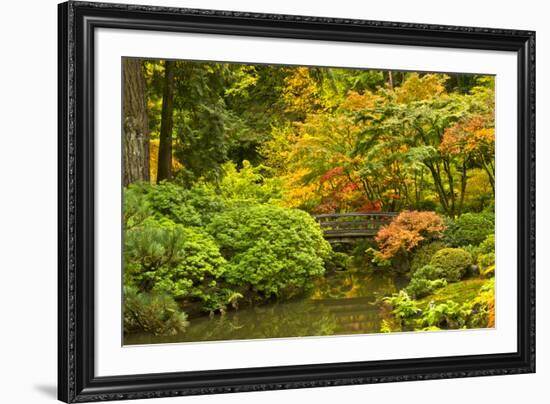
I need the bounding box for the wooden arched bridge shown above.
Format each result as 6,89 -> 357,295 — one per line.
314,212 -> 398,244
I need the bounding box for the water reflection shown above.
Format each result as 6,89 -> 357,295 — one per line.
125,269 -> 400,345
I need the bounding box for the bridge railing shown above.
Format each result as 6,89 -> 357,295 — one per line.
313,212 -> 398,242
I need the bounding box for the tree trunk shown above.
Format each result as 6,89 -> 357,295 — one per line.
442,157 -> 456,217
123,58 -> 149,186
457,160 -> 468,217
157,60 -> 176,183
425,161 -> 450,216
387,71 -> 394,90
480,154 -> 495,197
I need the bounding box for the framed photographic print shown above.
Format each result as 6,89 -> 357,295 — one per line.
58,1 -> 535,402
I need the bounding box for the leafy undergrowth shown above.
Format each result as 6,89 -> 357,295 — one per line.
416,278 -> 486,310
381,277 -> 495,333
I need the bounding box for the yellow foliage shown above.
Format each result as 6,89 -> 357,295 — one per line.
260,125 -> 300,175
282,67 -> 321,114
472,281 -> 495,328
467,169 -> 492,193
462,169 -> 493,208
149,139 -> 183,183
395,73 -> 448,103
341,90 -> 381,111
281,168 -> 319,209
482,265 -> 495,278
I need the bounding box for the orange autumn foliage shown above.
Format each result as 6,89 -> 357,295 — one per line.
439,114 -> 494,155
340,90 -> 381,111
312,166 -> 381,214
375,211 -> 447,260
487,298 -> 495,328
319,166 -> 345,184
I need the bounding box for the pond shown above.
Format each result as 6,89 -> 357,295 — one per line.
124,269 -> 408,345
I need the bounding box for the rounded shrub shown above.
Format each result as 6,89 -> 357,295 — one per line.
124,218 -> 232,312
413,264 -> 447,281
410,241 -> 446,274
207,204 -> 331,300
124,182 -> 224,227
151,227 -> 229,304
374,211 -> 446,262
444,211 -> 494,247
429,248 -> 473,282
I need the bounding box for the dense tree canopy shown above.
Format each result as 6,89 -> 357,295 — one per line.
126,59 -> 494,217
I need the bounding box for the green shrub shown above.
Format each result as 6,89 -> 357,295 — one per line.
413,264 -> 448,281
124,217 -> 189,290
208,204 -> 331,300
174,184 -> 226,224
461,244 -> 479,264
151,227 -> 231,310
124,182 -> 224,227
415,199 -> 438,212
410,241 -> 446,274
123,183 -> 153,229
383,291 -> 421,320
444,211 -> 495,247
477,233 -> 495,277
429,248 -> 473,282
351,238 -> 377,264
123,286 -> 189,336
479,233 -> 495,255
461,233 -> 494,265
405,278 -> 447,299
324,251 -> 353,272
216,160 -> 284,206
124,218 -> 235,312
478,252 -> 495,269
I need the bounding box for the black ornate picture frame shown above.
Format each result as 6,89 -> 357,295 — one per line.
58,1 -> 535,402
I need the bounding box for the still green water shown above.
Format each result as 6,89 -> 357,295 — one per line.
124,270 -> 406,345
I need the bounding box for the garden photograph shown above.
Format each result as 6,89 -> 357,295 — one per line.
122,57 -> 496,345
